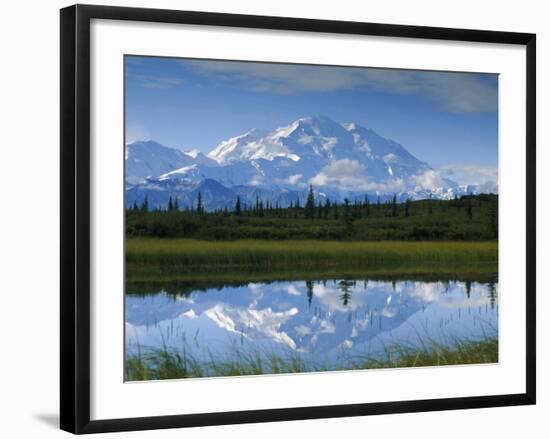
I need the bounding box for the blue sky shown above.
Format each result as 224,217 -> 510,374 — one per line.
125,56 -> 498,175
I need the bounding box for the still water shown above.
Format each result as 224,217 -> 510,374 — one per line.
126,278 -> 498,370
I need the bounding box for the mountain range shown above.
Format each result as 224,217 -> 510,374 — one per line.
125,115 -> 484,210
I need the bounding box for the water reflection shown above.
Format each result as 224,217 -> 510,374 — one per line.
125,278 -> 498,368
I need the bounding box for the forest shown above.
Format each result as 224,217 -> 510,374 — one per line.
126,189 -> 498,241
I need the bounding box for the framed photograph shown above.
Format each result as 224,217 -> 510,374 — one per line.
60,4 -> 536,434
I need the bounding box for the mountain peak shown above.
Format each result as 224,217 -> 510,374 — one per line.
206,115 -> 427,168
292,115 -> 344,133
127,139 -> 162,148
296,115 -> 333,124
262,116 -> 352,147
183,149 -> 202,158
125,140 -> 194,183
125,117 -> 473,211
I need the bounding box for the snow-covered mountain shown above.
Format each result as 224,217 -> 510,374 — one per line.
125,116 -> 489,210
125,140 -> 217,184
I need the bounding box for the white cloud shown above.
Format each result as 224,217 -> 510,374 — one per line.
274,174 -> 304,186
340,339 -> 354,349
310,159 -> 406,193
310,159 -> 366,188
476,180 -> 498,194
185,60 -> 497,113
295,325 -> 312,337
287,285 -> 301,296
411,169 -> 446,191
249,174 -> 265,186
287,174 -> 303,184
439,164 -> 498,192
309,163 -> 496,194
410,282 -> 443,303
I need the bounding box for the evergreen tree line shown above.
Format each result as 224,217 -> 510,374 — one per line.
129,185 -> 440,220
127,187 -> 498,241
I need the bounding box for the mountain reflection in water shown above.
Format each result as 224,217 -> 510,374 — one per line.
125,278 -> 498,368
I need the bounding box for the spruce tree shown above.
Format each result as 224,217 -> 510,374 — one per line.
405,198 -> 411,217
197,192 -> 203,214
305,185 -> 315,219
364,195 -> 370,218
352,199 -> 360,219
306,280 -> 314,308
391,194 -> 398,217
343,198 -> 351,217
141,195 -> 149,212
235,196 -> 241,216
323,199 -> 331,220
343,198 -> 353,236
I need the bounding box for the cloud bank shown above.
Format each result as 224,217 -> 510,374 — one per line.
308,160 -> 498,194
186,60 -> 497,113
439,164 -> 498,193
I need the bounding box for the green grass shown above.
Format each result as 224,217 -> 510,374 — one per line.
360,337 -> 498,369
125,336 -> 498,381
125,240 -> 498,380
127,239 -> 497,273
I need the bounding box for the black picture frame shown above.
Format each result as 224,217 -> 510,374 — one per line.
60,4 -> 536,434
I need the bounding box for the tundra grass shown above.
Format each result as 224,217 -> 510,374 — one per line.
125,336 -> 498,381
126,238 -> 498,275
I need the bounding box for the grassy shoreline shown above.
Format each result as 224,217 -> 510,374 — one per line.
125,238 -> 498,380
125,336 -> 498,381
126,239 -> 498,275
126,269 -> 499,297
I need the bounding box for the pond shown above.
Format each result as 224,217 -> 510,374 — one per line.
125,276 -> 498,377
